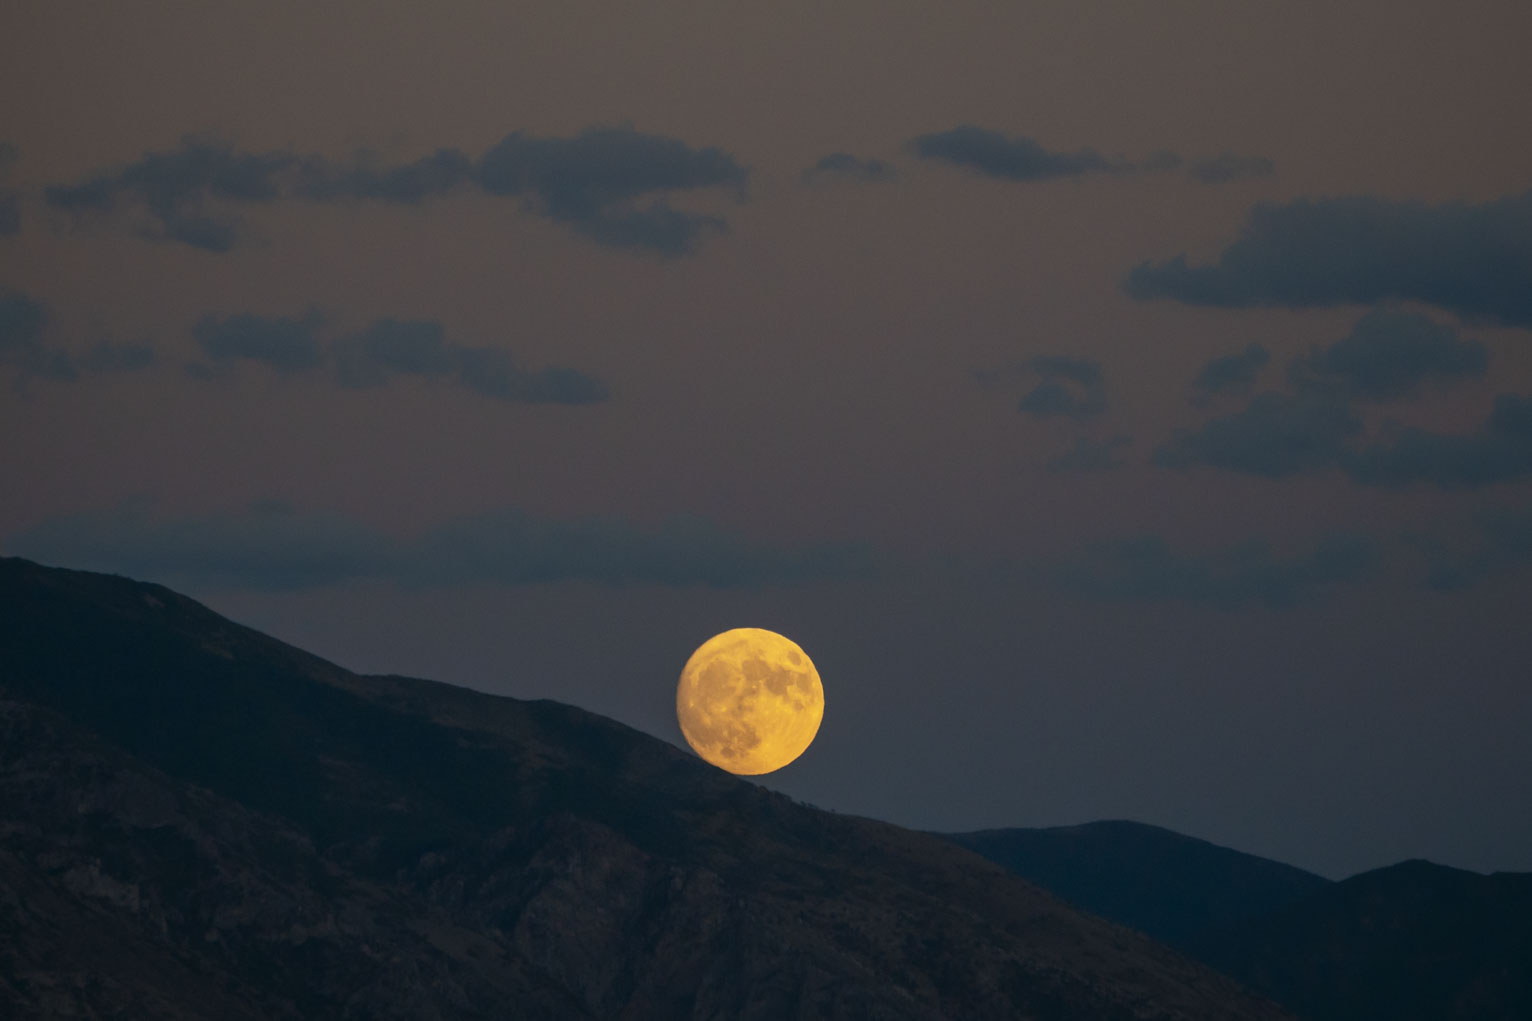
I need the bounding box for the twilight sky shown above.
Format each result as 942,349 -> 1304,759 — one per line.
5,0 -> 1531,879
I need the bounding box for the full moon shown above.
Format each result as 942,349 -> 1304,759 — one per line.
676,628 -> 824,775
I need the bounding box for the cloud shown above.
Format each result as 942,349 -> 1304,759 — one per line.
800,153 -> 897,184
910,126 -> 1133,181
1160,308 -> 1523,487
301,148 -> 475,203
45,138 -> 311,251
1161,385 -> 1532,490
0,289 -> 48,362
1027,354 -> 1103,387
451,347 -> 609,404
1192,343 -> 1270,399
0,288 -> 156,382
0,142 -> 20,236
5,296 -> 590,401
1417,507 -> 1532,590
1345,394 -> 1532,489
45,129 -> 746,255
332,318 -> 455,385
1187,152 -> 1275,184
4,503 -> 873,592
44,139 -> 472,215
1019,382 -> 1105,418
1125,190 -> 1532,327
1155,390 -> 1362,478
475,127 -> 747,255
1142,150 -> 1184,173
1016,355 -> 1108,419
72,341 -> 158,375
331,316 -> 609,404
195,312 -> 608,405
1288,310 -> 1486,401
192,310 -> 325,373
1034,532 -> 1377,608
1047,434 -> 1130,474
551,201 -> 726,256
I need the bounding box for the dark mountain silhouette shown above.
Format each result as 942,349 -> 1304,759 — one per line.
942,822 -> 1331,953
1200,859 -> 1532,1021
946,825 -> 1532,1020
0,557 -> 1291,1020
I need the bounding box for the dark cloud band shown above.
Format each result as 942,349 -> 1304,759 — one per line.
1033,532 -> 1377,608
1,288 -> 157,382
1192,343 -> 1270,398
1019,355 -> 1108,419
45,128 -> 749,256
4,503 -> 873,592
911,126 -> 1130,181
1287,310 -> 1486,400
192,312 -> 608,405
1186,153 -> 1275,184
1160,312 -> 1517,487
800,153 -> 897,184
1127,191 -> 1532,327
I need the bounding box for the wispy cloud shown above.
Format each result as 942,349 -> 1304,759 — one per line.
1156,389 -> 1362,478
800,152 -> 897,184
45,128 -> 748,256
1347,395 -> 1532,490
1,287 -> 157,383
1286,310 -> 1486,401
5,503 -> 873,591
1032,532 -> 1378,609
911,126 -> 1135,181
1016,355 -> 1108,419
1186,152 -> 1275,184
910,127 -> 1250,186
1158,311 -> 1519,487
1192,343 -> 1270,401
190,311 -> 609,405
0,141 -> 20,236
1047,434 -> 1131,474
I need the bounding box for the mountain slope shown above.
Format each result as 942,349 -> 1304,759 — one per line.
0,695 -> 580,1020
0,557 -> 1291,1020
944,822 -> 1532,1020
942,821 -> 1332,953
1201,860 -> 1532,1021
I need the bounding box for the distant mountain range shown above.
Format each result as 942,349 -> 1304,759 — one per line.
944,824 -> 1532,1020
0,557 -> 1287,1020
944,821 -> 1333,954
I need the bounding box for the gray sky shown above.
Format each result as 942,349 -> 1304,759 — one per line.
4,0 -> 1532,878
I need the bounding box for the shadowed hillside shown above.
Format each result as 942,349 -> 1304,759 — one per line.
1201,860 -> 1532,1021
0,557 -> 1290,1020
943,821 -> 1331,953
945,823 -> 1532,1020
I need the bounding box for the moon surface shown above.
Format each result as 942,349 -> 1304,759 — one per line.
676,628 -> 824,775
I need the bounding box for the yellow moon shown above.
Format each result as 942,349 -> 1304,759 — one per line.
676,628 -> 824,775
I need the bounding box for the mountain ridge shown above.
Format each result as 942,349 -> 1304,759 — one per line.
941,820 -> 1332,953
0,557 -> 1292,1020
943,815 -> 1532,1020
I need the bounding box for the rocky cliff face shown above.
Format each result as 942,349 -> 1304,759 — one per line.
0,557 -> 1292,1020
